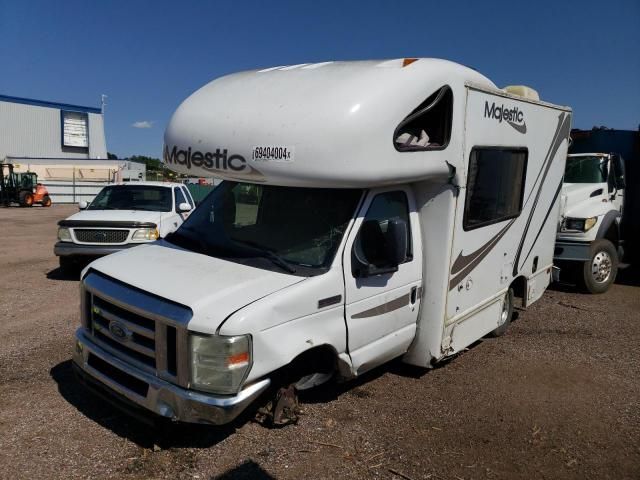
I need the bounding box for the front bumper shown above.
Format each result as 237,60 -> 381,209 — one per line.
554,240 -> 591,262
54,241 -> 136,257
72,328 -> 270,425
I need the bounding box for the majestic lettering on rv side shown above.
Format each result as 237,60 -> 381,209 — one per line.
163,145 -> 247,172
484,101 -> 527,134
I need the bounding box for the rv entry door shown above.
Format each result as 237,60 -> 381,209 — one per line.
343,187 -> 422,373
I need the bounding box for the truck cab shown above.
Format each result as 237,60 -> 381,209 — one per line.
555,153 -> 626,293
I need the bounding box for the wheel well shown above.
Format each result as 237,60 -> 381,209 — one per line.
510,276 -> 527,308
604,223 -> 619,246
279,345 -> 338,383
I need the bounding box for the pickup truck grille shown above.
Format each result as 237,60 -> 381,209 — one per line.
75,229 -> 129,243
83,272 -> 191,389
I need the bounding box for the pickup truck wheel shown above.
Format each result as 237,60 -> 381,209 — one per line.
488,288 -> 513,337
580,239 -> 618,294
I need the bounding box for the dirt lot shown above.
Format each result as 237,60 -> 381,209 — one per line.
0,205 -> 638,480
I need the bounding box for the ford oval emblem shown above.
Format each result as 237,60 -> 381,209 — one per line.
109,321 -> 130,341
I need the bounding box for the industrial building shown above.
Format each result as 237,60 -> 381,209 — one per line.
0,94 -> 144,203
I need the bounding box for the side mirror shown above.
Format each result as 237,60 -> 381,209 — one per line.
352,218 -> 408,278
78,201 -> 88,210
385,218 -> 408,265
178,202 -> 192,213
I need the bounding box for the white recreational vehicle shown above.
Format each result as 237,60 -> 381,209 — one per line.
72,59 -> 571,425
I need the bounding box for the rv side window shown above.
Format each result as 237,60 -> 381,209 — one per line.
394,86 -> 453,151
353,191 -> 412,271
463,148 -> 527,230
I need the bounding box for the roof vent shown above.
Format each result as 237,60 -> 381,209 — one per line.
503,85 -> 539,101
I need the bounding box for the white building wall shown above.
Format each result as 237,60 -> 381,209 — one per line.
0,98 -> 107,160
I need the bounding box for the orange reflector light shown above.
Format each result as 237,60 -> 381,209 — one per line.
402,58 -> 418,67
227,352 -> 249,366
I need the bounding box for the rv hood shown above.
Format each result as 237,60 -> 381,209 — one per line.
85,242 -> 304,333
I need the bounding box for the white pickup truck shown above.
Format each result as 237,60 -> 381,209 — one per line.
555,153 -> 626,293
54,182 -> 195,270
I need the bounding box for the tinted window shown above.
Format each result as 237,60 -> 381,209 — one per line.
564,156 -> 608,183
464,148 -> 527,230
354,191 -> 412,269
182,186 -> 195,207
174,187 -> 186,210
88,185 -> 172,212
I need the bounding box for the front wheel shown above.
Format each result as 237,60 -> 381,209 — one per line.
19,191 -> 34,207
41,195 -> 52,207
580,239 -> 618,294
488,288 -> 513,337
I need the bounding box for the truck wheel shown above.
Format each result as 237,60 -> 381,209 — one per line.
488,288 -> 513,337
580,239 -> 618,294
19,191 -> 34,207
42,195 -> 52,207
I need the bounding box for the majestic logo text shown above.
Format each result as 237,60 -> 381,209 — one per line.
484,101 -> 527,134
164,145 -> 247,172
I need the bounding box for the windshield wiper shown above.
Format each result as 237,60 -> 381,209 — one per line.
232,239 -> 297,274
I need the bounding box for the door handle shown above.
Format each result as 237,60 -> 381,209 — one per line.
410,286 -> 417,305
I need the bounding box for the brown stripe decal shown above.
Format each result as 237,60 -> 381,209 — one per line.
351,293 -> 411,319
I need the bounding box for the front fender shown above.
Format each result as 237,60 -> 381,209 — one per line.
596,210 -> 621,241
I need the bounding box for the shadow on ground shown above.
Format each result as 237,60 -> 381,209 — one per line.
616,264 -> 640,287
46,267 -> 81,281
50,360 -> 238,449
211,460 -> 276,480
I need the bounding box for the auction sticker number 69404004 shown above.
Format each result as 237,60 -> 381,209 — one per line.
252,146 -> 295,162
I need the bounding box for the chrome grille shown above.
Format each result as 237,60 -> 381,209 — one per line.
91,296 -> 157,369
75,229 -> 128,243
83,272 -> 192,389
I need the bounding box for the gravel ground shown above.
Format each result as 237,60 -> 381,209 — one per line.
0,204 -> 638,480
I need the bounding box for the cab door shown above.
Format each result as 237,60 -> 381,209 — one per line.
343,187 -> 422,374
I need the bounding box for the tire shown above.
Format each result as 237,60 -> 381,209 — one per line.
488,288 -> 513,337
19,191 -> 34,207
580,239 -> 618,294
41,195 -> 52,207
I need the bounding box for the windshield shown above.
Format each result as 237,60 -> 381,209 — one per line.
564,156 -> 608,183
166,181 -> 363,275
88,185 -> 172,211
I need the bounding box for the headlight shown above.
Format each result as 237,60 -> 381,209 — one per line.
564,217 -> 597,232
190,333 -> 251,395
131,227 -> 159,241
58,227 -> 72,242
583,217 -> 598,231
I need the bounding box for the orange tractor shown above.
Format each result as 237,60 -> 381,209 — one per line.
0,163 -> 52,207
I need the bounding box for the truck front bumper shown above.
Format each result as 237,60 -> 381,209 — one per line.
554,240 -> 591,262
55,242 -> 136,257
72,328 -> 270,425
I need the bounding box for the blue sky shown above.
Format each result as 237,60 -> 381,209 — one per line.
1,0 -> 638,159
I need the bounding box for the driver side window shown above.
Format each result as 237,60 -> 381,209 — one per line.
352,191 -> 412,275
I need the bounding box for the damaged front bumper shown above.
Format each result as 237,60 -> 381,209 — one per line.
72,328 -> 270,425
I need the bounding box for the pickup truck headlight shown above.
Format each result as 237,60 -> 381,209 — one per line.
565,217 -> 597,232
131,227 -> 159,241
58,227 -> 72,242
189,333 -> 251,395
